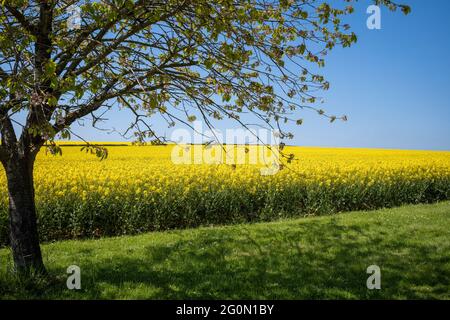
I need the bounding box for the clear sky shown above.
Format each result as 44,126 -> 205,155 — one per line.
73,0 -> 450,150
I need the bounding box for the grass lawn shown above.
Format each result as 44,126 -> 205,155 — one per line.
0,202 -> 449,299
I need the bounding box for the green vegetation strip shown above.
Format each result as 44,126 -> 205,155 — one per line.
1,202 -> 449,299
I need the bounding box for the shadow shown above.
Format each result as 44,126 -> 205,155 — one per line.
34,216 -> 449,300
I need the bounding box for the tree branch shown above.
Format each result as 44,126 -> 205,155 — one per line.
4,5 -> 37,34
0,111 -> 18,154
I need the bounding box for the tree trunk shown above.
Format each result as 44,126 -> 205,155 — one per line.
3,153 -> 45,273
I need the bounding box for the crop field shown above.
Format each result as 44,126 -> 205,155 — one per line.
0,145 -> 449,245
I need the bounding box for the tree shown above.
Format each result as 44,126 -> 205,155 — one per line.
0,0 -> 409,273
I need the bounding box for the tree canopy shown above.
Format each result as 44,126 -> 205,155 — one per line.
0,0 -> 410,157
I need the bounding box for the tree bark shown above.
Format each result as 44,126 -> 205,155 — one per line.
3,153 -> 45,273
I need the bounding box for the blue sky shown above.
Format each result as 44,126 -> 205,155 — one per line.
74,0 -> 450,150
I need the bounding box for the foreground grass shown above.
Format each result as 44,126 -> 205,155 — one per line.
1,202 -> 449,299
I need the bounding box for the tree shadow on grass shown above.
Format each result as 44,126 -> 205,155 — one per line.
69,218 -> 450,299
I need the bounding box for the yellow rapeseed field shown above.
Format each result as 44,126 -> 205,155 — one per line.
0,145 -> 449,243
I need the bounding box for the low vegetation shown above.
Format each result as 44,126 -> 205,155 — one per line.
1,201 -> 448,299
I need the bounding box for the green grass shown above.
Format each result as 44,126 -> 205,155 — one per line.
1,202 -> 449,299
